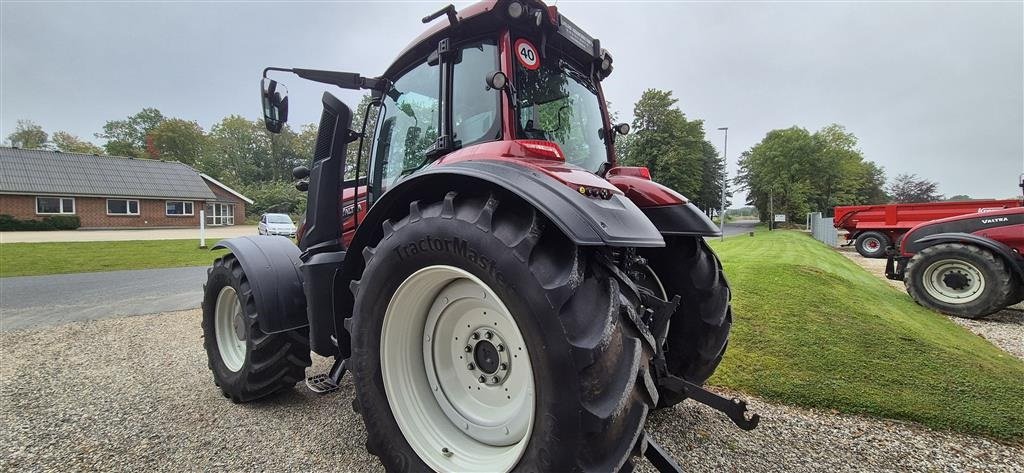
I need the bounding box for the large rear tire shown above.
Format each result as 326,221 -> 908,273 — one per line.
855,231 -> 890,258
904,243 -> 1014,319
639,236 -> 732,408
201,255 -> 312,402
349,192 -> 655,472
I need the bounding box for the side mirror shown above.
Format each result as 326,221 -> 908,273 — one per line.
292,165 -> 310,179
261,78 -> 289,133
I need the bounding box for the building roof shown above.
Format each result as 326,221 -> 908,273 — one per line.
0,147 -> 218,201
201,173 -> 254,204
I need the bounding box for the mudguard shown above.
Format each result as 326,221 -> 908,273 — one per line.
375,160 -> 666,248
607,172 -> 722,237
212,236 -> 308,334
909,232 -> 1024,280
333,160 -> 666,349
642,203 -> 722,237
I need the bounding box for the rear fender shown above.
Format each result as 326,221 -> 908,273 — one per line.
212,236 -> 307,334
607,174 -> 721,237
333,160 -> 666,343
910,232 -> 1024,280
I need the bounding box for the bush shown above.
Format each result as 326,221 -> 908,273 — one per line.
0,214 -> 81,231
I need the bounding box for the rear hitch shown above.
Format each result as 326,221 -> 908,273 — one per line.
634,430 -> 684,473
658,374 -> 760,431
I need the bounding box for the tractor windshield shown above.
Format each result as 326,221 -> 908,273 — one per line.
515,46 -> 607,173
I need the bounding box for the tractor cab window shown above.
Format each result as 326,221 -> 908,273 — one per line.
514,44 -> 607,173
452,40 -> 500,147
372,60 -> 440,194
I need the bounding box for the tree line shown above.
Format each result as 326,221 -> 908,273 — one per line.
6,89 -> 952,223
734,124 -> 951,222
5,97 -> 377,217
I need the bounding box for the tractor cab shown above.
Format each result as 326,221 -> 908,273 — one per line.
261,1 -> 627,247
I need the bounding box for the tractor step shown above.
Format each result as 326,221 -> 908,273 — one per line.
305,358 -> 348,394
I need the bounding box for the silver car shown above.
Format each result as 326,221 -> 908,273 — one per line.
258,213 -> 297,237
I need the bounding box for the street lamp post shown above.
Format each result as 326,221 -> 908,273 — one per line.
717,127 -> 728,241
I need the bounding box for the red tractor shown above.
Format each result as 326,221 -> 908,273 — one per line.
886,204 -> 1024,319
202,2 -> 756,471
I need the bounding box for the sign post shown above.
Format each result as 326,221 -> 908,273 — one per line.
199,210 -> 207,249
773,214 -> 786,231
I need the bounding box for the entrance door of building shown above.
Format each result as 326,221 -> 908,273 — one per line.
205,203 -> 235,226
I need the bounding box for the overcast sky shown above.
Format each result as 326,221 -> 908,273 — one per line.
3,1 -> 1022,205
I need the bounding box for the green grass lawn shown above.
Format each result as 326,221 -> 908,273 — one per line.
707,230 -> 1024,442
0,240 -> 228,277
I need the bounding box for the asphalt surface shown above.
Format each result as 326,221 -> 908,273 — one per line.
719,219 -> 760,237
0,266 -> 207,332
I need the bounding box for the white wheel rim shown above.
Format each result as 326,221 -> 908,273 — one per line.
381,265 -> 535,472
863,237 -> 881,252
215,285 -> 247,372
922,258 -> 986,304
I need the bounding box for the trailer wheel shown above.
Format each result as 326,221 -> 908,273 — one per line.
201,255 -> 311,402
904,243 -> 1014,319
639,236 -> 732,408
855,231 -> 890,258
350,192 -> 654,472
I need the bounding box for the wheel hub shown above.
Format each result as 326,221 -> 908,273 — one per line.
467,329 -> 511,384
942,271 -> 970,291
921,258 -> 985,304
232,311 -> 246,341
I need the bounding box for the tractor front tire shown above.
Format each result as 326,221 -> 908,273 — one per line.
202,255 -> 311,402
349,192 -> 655,472
855,231 -> 890,258
640,236 -> 732,408
904,243 -> 1014,319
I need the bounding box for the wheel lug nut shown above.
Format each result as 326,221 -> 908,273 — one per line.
471,332 -> 480,340
497,344 -> 505,352
499,363 -> 507,370
467,363 -> 475,370
485,331 -> 493,339
478,376 -> 486,383
464,346 -> 472,353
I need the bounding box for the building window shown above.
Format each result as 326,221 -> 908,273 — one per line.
36,196 -> 75,214
205,203 -> 235,226
107,199 -> 140,215
166,201 -> 194,216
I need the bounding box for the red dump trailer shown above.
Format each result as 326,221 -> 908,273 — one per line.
834,199 -> 1023,258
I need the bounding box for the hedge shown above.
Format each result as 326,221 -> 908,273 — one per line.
0,214 -> 81,231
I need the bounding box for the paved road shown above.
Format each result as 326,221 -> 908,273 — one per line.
1,221 -> 760,332
0,266 -> 207,332
719,219 -> 760,237
0,225 -> 257,243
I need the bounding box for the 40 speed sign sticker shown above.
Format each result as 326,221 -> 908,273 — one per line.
514,39 -> 540,70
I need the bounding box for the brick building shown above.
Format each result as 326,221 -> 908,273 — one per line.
0,147 -> 252,229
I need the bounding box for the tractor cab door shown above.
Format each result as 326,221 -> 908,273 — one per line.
367,37 -> 501,205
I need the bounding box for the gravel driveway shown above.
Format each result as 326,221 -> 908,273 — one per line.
838,247 -> 1024,360
2,309 -> 1021,472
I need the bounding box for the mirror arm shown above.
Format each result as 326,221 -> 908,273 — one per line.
263,66 -> 389,91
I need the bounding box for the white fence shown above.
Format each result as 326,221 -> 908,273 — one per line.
808,212 -> 838,247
